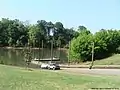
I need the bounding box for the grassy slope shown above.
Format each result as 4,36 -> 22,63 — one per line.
0,65 -> 120,90
82,54 -> 120,65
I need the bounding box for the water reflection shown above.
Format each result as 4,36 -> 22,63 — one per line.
0,48 -> 68,67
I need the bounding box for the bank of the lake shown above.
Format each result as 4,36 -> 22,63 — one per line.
1,47 -> 120,69
1,46 -> 68,50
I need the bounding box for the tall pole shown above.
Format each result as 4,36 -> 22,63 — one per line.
39,38 -> 40,61
33,40 -> 35,59
92,42 -> 94,65
38,37 -> 40,68
59,40 -> 61,59
68,41 -> 71,66
28,39 -> 31,68
89,42 -> 94,69
41,40 -> 44,59
51,38 -> 53,62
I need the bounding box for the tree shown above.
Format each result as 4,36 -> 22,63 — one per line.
45,21 -> 54,48
70,30 -> 93,62
94,29 -> 120,59
54,22 -> 73,48
78,25 -> 87,31
28,25 -> 41,47
0,18 -> 78,48
94,30 -> 108,59
77,25 -> 91,35
23,42 -> 32,68
0,18 -> 10,46
0,18 -> 28,46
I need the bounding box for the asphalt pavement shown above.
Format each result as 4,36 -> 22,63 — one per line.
61,68 -> 120,76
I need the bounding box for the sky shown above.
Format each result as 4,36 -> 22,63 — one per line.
0,0 -> 120,33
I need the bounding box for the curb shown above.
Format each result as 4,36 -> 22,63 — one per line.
60,66 -> 120,69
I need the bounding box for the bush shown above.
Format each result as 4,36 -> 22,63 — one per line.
69,32 -> 93,62
69,29 -> 120,62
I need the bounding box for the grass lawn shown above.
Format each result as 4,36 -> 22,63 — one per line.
0,65 -> 120,90
82,54 -> 120,65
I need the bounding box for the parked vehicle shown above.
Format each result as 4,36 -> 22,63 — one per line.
47,63 -> 60,70
41,63 -> 48,69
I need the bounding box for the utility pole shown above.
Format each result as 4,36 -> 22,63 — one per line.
25,39 -> 32,69
38,38 -> 40,61
68,41 -> 71,66
33,40 -> 35,59
59,40 -> 61,59
41,40 -> 44,59
28,40 -> 30,68
89,42 -> 94,69
38,38 -> 41,68
50,28 -> 54,63
51,38 -> 53,62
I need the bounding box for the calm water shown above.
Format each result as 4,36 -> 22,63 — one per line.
0,48 -> 68,67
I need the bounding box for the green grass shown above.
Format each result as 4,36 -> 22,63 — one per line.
82,54 -> 120,65
0,65 -> 120,90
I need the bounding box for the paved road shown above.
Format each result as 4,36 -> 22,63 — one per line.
61,68 -> 120,76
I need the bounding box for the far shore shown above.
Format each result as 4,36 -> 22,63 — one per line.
0,46 -> 68,50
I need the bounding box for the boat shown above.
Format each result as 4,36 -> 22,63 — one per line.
33,57 -> 60,61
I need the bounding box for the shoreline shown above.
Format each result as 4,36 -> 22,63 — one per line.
0,46 -> 67,50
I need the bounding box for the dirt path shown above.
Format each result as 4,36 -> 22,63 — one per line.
60,68 -> 120,76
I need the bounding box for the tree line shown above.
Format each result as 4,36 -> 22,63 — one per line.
70,28 -> 120,62
1,18 -> 120,62
0,18 -> 78,48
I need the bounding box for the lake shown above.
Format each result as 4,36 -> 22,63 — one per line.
0,48 -> 68,68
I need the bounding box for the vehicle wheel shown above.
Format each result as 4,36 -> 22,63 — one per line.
48,67 -> 50,70
53,67 -> 55,70
41,67 -> 43,69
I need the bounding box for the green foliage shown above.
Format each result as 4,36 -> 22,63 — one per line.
28,25 -> 40,47
0,18 -> 28,46
23,45 -> 32,67
70,31 -> 93,62
70,28 -> 120,62
94,29 -> 120,59
0,18 -> 76,48
1,18 -> 120,63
